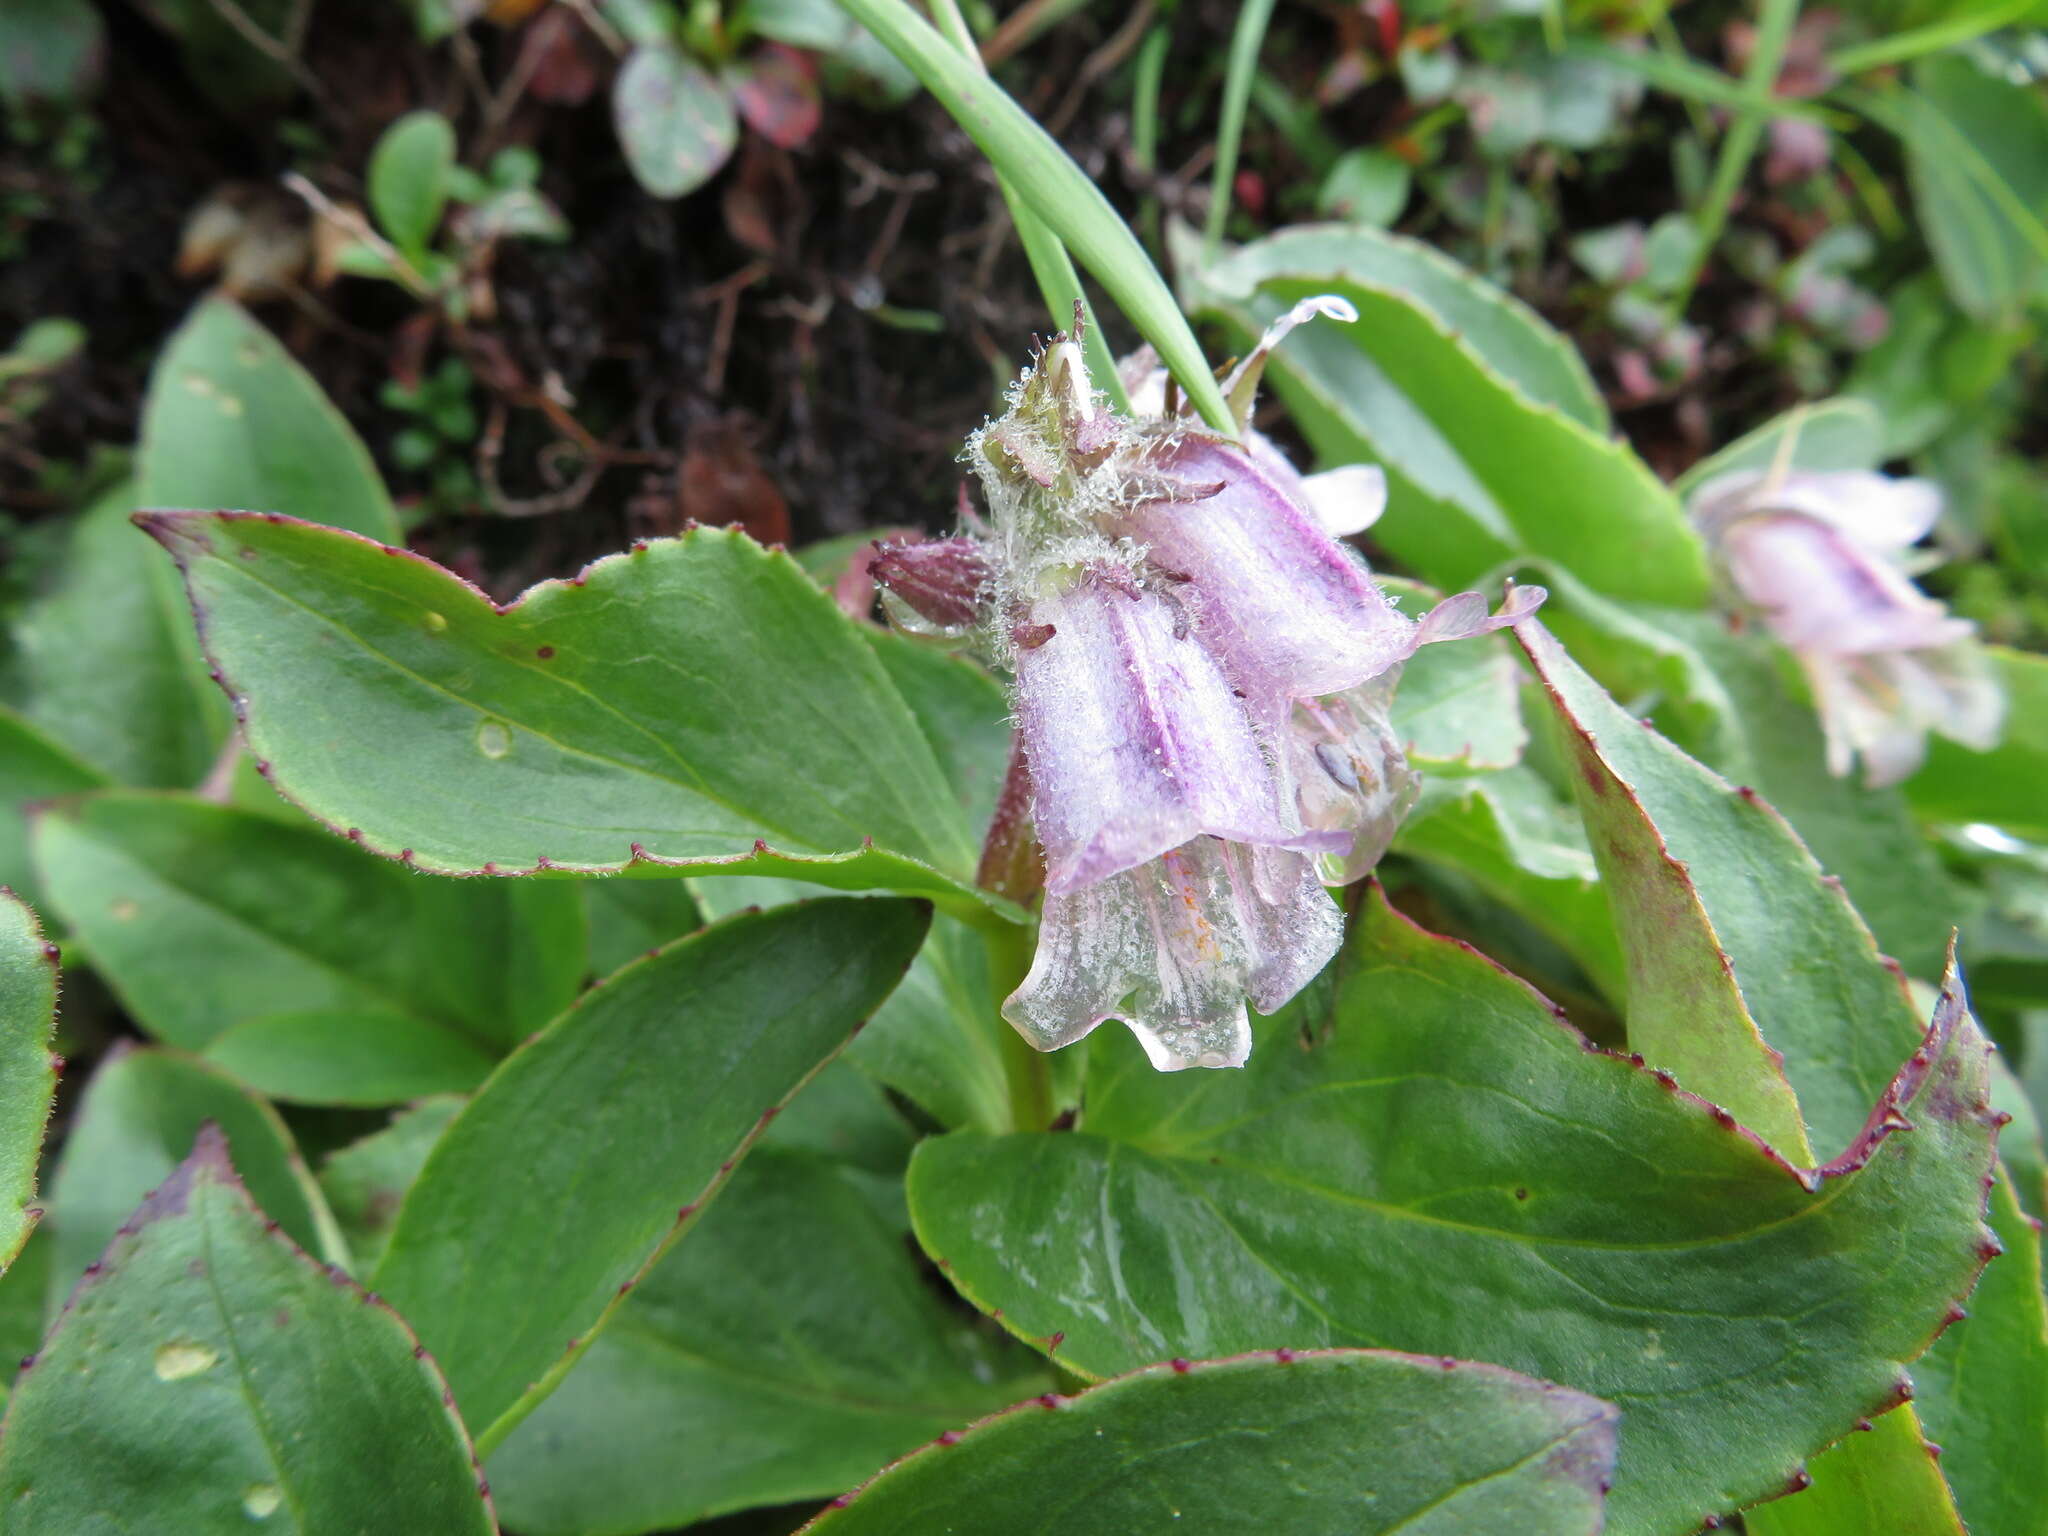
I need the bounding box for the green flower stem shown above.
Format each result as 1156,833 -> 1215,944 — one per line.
1827,0 -> 2033,75
1668,0 -> 1804,315
983,913 -> 1053,1132
1203,0 -> 1278,263
925,0 -> 1129,411
832,0 -> 1231,431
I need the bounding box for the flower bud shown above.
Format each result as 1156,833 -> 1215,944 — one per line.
869,536 -> 992,636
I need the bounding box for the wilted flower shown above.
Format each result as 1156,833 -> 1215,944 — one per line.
1690,467 -> 2002,787
877,302 -> 1540,1070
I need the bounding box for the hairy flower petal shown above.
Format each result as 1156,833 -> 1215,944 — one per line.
1127,437 -> 1416,701
1003,838 -> 1343,1071
1692,469 -> 1942,551
1015,568 -> 1340,893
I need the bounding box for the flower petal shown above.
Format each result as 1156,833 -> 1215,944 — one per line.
1126,437 -> 1416,701
1002,838 -> 1342,1071
1015,569 -> 1333,892
1720,513 -> 1970,655
1285,672 -> 1422,885
1691,469 -> 1943,552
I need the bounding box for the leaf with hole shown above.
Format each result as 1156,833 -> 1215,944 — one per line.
141,513 -> 1005,920
0,1129 -> 493,1534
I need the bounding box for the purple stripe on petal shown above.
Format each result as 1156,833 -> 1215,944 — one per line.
1016,569 -> 1330,893
1124,437 -> 1417,701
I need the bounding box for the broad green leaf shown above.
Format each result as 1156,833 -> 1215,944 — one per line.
694,875 -> 1014,1134
1913,1165 -> 2048,1535
1520,619 -> 1930,1157
1381,578 -> 1526,772
142,514 -> 1004,920
368,110 -> 457,258
908,888 -> 2002,1535
802,1349 -> 1618,1535
0,1129 -> 493,1534
372,897 -> 931,1444
1672,399 -> 1887,500
0,479 -> 223,786
614,44 -> 738,199
0,707 -> 104,908
490,1149 -> 1047,1534
139,298 -> 403,545
203,1010 -> 495,1105
1393,767 -> 1627,1002
43,1045 -> 342,1304
0,1232 -> 47,1407
1187,225 -> 1607,427
1522,576 -> 1952,980
1887,58 -> 2048,321
854,912 -> 1010,1133
317,1096 -> 465,1272
581,876 -> 704,975
1179,225 -> 1709,605
0,891 -> 56,1272
1744,1406 -> 1964,1536
1911,646 -> 2048,842
829,0 -> 1230,431
33,792 -> 585,1063
865,630 -> 1013,833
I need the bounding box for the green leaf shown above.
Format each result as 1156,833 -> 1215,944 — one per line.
1393,767 -> 1627,1003
865,630 -> 1012,833
43,1046 -> 344,1300
0,1129 -> 494,1534
1744,1406 -> 1964,1536
581,876 -> 704,975
802,1349 -> 1618,1534
317,1096 -> 465,1273
33,792 -> 585,1065
1912,1164 -> 2048,1536
141,514 -> 1004,920
1910,646 -> 2048,842
694,876 -> 1015,1133
1520,619 -> 1932,1158
0,708 -> 104,908
489,1148 -> 1047,1534
1180,225 -> 1709,604
1885,58 -> 2048,322
1317,148 -> 1412,228
139,299 -> 403,545
908,887 -> 2003,1535
1381,578 -> 1526,772
1,479 -> 225,786
1521,578 -> 1953,981
828,0 -> 1231,432
0,1231 -> 48,1406
0,892 -> 56,1273
368,110 -> 458,259
613,44 -> 738,199
202,1010 -> 496,1105
850,912 -> 1011,1132
371,897 -> 931,1445
1671,399 -> 1887,500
